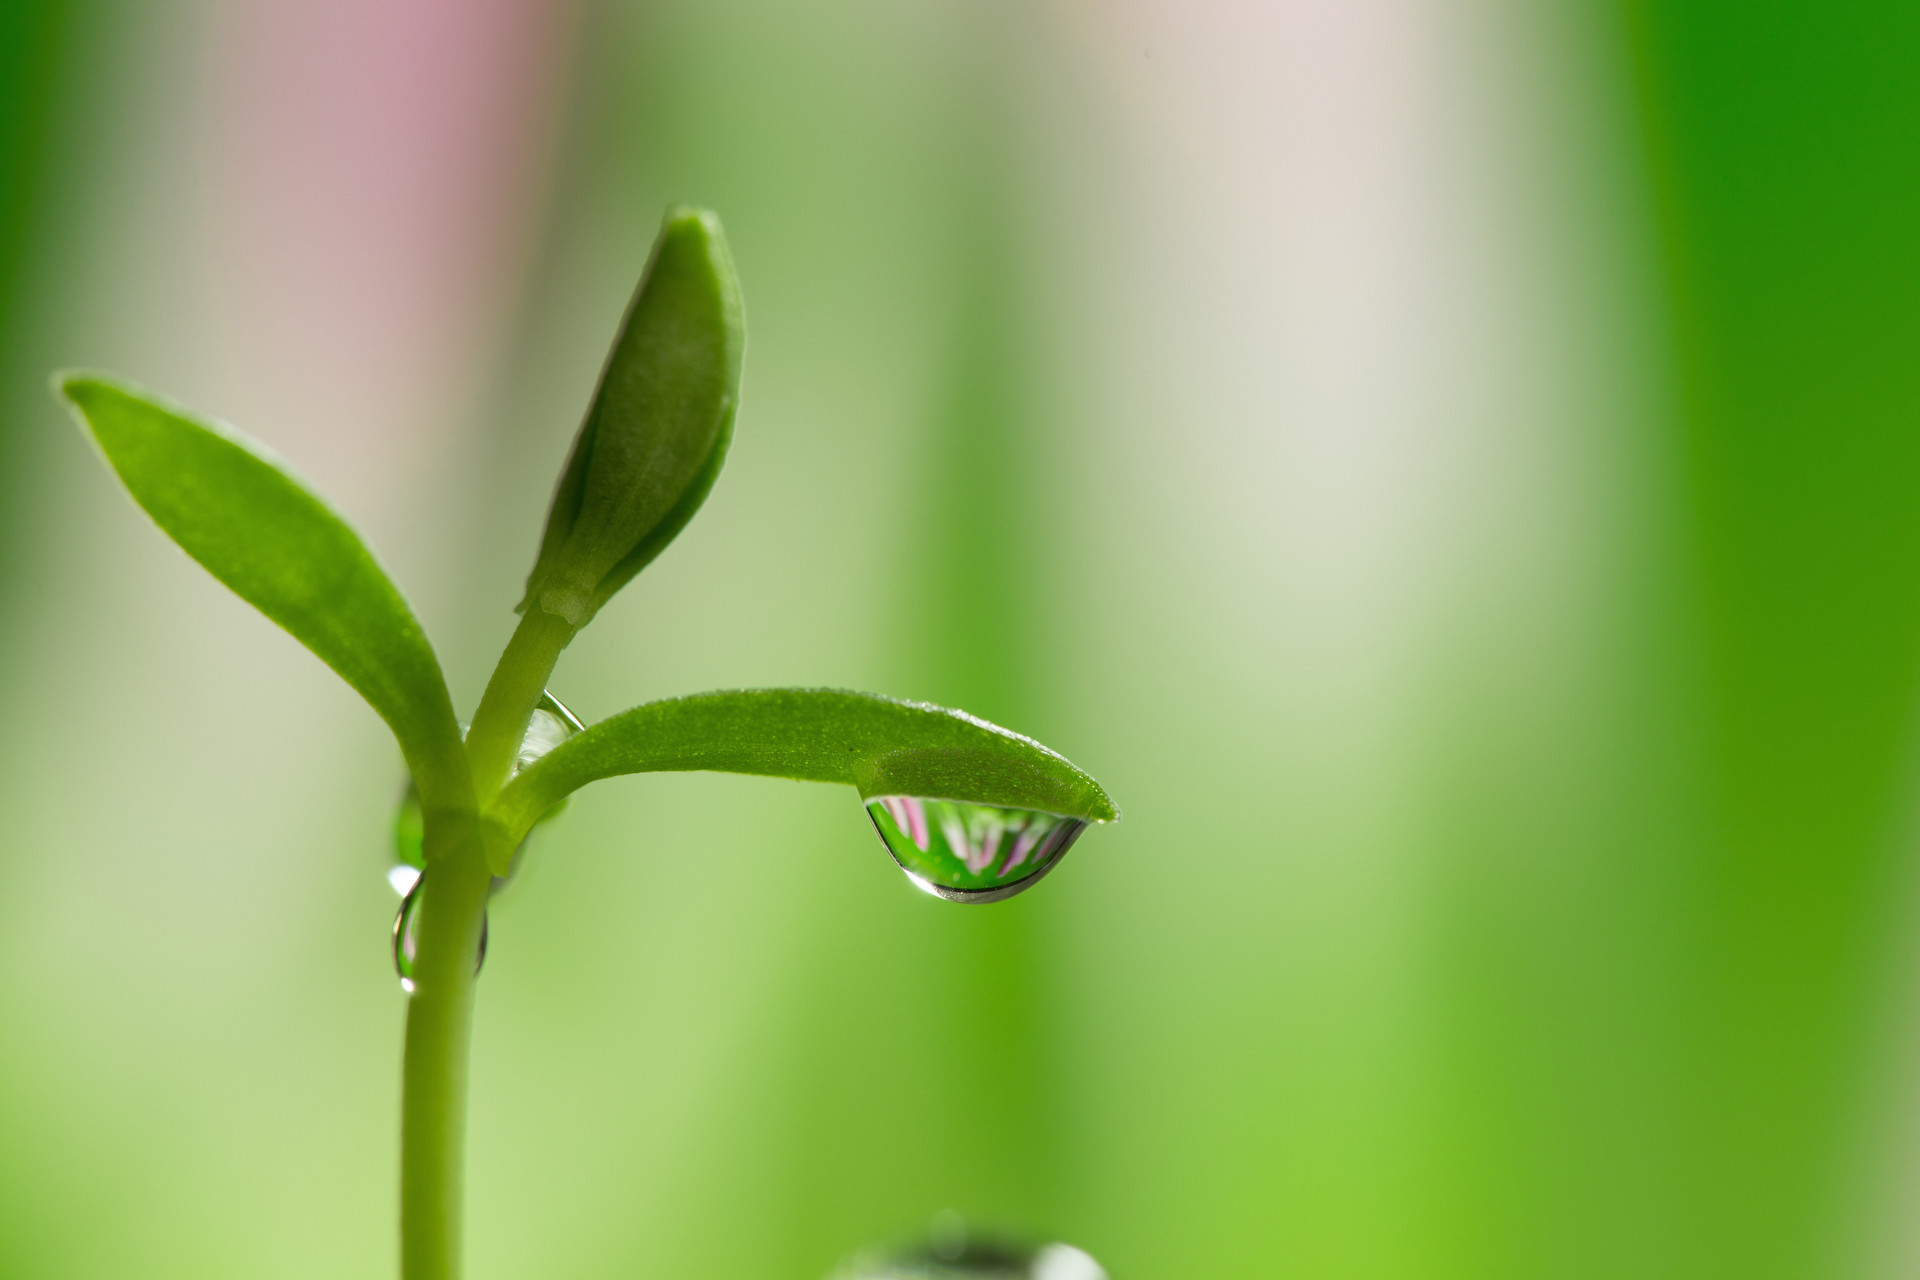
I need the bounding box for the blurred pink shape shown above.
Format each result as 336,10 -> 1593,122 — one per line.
200,0 -> 578,504
1002,823 -> 1045,877
882,796 -> 931,852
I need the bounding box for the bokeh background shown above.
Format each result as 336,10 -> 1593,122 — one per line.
2,0 -> 1920,1277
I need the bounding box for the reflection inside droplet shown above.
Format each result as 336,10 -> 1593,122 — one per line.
516,691 -> 584,776
866,796 -> 1087,903
392,873 -> 488,994
491,691 -> 584,891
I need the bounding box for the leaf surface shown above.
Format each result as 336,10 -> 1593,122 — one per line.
487,688 -> 1116,868
59,373 -> 471,813
520,206 -> 744,625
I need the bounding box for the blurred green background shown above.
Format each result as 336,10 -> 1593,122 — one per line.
3,0 -> 1920,1277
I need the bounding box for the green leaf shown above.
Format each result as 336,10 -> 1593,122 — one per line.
485,688 -> 1117,870
520,205 -> 745,627
57,373 -> 472,814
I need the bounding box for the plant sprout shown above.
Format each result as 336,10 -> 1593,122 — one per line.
55,206 -> 1116,1280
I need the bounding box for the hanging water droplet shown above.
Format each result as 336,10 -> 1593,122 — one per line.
829,1217 -> 1106,1280
493,690 -> 583,891
866,796 -> 1087,903
386,691 -> 584,900
515,691 -> 585,776
392,873 -> 488,994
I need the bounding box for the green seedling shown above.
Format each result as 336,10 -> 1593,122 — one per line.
55,206 -> 1116,1280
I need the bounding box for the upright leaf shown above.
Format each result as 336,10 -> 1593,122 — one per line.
58,373 -> 471,814
486,687 -> 1116,867
520,206 -> 745,627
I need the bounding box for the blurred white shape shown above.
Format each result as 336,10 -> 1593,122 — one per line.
1032,1243 -> 1107,1280
901,870 -> 946,901
1033,0 -> 1662,1270
387,864 -> 422,897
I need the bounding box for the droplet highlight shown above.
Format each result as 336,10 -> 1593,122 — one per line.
866,796 -> 1086,903
392,873 -> 488,994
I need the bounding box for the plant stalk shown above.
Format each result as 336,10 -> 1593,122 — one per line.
400,606 -> 572,1279
400,828 -> 493,1280
465,607 -> 575,803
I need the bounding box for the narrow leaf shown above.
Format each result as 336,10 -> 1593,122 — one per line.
486,688 -> 1117,870
520,206 -> 744,626
58,373 -> 472,813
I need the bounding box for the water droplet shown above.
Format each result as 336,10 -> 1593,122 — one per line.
493,691 -> 583,890
392,873 -> 487,994
829,1218 -> 1106,1280
515,691 -> 584,776
386,691 -> 584,901
866,796 -> 1086,903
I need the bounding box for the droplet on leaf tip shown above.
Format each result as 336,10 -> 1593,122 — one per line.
865,796 -> 1087,904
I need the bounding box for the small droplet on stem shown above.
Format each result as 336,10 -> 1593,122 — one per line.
385,689 -> 586,973
516,691 -> 584,775
392,873 -> 488,994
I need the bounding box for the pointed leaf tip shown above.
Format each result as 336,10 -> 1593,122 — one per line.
485,688 -> 1115,868
520,204 -> 745,627
56,372 -> 471,813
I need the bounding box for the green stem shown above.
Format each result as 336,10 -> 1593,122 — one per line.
465,607 -> 575,804
399,607 -> 572,1279
400,828 -> 493,1280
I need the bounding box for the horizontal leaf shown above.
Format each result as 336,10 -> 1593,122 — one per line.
486,688 -> 1117,869
58,373 -> 472,814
